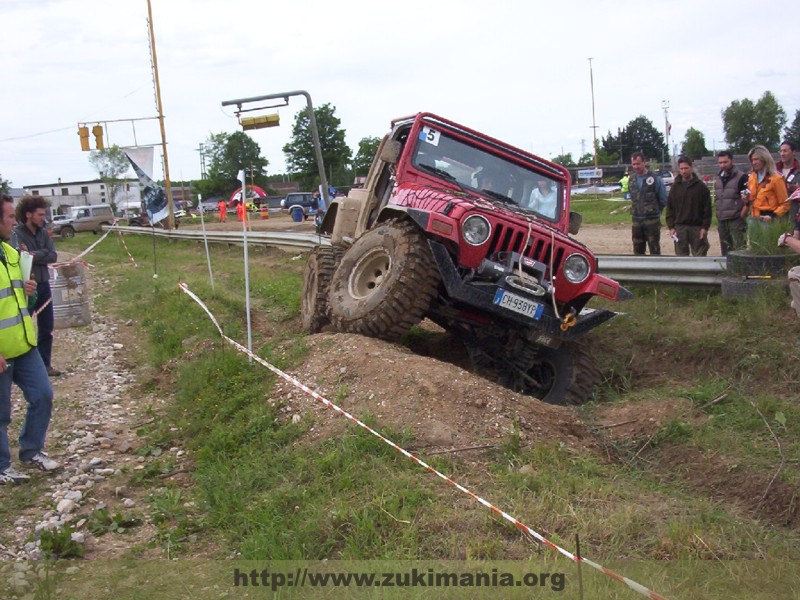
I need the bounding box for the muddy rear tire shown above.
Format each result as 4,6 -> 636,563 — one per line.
301,245 -> 343,333
328,220 -> 440,341
468,339 -> 600,405
522,341 -> 600,405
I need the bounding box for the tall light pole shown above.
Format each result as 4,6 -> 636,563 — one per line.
146,0 -> 175,229
588,58 -> 599,169
662,100 -> 670,167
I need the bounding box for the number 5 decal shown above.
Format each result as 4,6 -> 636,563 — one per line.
419,126 -> 440,146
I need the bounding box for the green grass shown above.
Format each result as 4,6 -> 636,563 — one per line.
43,231 -> 800,598
570,198 -> 631,225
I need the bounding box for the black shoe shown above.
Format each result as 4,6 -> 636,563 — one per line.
46,366 -> 63,377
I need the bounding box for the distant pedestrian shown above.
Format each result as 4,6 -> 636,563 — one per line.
619,172 -> 630,200
628,152 -> 668,255
0,195 -> 59,484
777,140 -> 799,221
10,196 -> 60,377
236,200 -> 245,222
217,200 -> 227,223
744,145 -> 789,223
666,157 -> 712,256
714,150 -> 749,255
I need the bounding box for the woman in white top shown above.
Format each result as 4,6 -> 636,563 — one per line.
529,179 -> 558,218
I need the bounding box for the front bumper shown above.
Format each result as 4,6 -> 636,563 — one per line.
429,240 -> 621,340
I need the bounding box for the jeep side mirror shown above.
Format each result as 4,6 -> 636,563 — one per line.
568,211 -> 582,235
379,140 -> 402,165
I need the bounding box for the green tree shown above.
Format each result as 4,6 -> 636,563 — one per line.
723,91 -> 786,152
602,116 -> 668,163
282,103 -> 352,189
551,153 -> 576,167
88,146 -> 130,212
0,173 -> 10,195
754,91 -> 786,150
353,136 -> 381,176
681,127 -> 709,160
194,131 -> 269,199
576,146 -> 618,166
783,109 -> 800,145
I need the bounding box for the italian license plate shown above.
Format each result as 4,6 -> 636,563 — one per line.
493,289 -> 544,319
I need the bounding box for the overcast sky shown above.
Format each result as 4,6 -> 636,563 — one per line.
2,0 -> 798,188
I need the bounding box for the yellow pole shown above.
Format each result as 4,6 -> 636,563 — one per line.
147,0 -> 175,230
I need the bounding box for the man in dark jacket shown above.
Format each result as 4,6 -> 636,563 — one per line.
629,151 -> 668,254
714,150 -> 749,255
666,156 -> 712,256
11,196 -> 60,377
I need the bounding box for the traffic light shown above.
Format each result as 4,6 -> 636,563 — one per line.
92,124 -> 105,150
240,113 -> 279,131
78,126 -> 90,151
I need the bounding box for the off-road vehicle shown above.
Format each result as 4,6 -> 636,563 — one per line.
301,113 -> 632,404
51,204 -> 114,238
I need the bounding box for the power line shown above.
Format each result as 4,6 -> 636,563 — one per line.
0,85 -> 148,143
0,126 -> 75,142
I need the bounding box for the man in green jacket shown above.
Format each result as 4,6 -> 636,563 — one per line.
0,195 -> 59,484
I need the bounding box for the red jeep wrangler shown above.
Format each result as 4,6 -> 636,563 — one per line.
302,113 -> 631,404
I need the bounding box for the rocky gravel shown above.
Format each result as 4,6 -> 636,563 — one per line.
0,277 -> 186,590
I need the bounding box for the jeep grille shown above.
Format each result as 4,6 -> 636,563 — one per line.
487,223 -> 566,277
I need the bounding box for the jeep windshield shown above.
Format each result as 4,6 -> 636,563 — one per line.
411,124 -> 563,222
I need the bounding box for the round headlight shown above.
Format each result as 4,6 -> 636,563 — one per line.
562,253 -> 591,283
462,215 -> 491,246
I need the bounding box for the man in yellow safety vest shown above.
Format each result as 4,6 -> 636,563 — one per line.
0,195 -> 59,484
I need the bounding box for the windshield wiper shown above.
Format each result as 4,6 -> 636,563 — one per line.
418,163 -> 455,179
480,188 -> 515,204
417,163 -> 463,189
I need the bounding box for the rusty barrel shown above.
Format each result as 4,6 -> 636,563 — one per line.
51,263 -> 91,329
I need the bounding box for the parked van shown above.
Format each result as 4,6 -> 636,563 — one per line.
51,204 -> 115,238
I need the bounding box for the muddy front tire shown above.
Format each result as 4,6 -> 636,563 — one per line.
328,220 -> 440,341
301,245 -> 343,333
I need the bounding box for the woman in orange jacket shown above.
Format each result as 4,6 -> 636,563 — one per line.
745,145 -> 789,222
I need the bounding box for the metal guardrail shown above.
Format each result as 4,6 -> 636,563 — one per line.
597,255 -> 727,287
106,226 -> 727,287
108,225 -> 329,250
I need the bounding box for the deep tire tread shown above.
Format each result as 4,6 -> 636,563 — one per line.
329,220 -> 440,341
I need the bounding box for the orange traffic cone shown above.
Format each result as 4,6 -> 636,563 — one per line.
261,206 -> 269,219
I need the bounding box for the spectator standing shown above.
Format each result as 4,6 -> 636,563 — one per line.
216,199 -> 227,223
745,145 -> 789,222
714,151 -> 749,255
0,195 -> 59,484
10,196 -> 60,377
628,152 -> 668,255
666,157 -> 712,256
619,171 -> 630,200
777,190 -> 800,319
777,141 -> 799,221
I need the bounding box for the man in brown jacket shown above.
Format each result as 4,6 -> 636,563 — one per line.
666,156 -> 712,256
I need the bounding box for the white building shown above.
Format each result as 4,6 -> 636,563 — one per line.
23,178 -> 141,216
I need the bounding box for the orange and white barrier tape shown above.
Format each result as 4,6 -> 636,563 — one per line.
178,282 -> 669,600
32,297 -> 52,319
114,226 -> 138,268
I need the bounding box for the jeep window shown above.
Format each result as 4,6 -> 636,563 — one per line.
411,125 -> 562,221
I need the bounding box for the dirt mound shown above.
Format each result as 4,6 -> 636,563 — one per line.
272,333 -> 595,455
